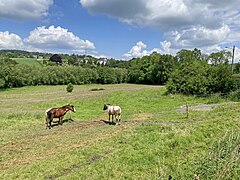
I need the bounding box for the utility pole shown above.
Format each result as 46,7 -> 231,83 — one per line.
231,45 -> 235,73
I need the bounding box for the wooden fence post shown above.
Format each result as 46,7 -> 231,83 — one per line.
186,102 -> 189,118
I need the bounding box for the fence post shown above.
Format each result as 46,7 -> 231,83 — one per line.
186,102 -> 189,118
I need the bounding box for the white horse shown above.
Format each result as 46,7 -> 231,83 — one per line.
103,104 -> 121,125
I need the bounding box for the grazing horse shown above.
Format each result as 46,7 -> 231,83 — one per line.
103,104 -> 121,125
45,104 -> 76,129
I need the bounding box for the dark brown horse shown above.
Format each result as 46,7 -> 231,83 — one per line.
45,104 -> 76,129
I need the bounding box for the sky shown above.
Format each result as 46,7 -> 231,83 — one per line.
0,0 -> 240,61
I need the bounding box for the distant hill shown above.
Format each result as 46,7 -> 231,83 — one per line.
0,49 -> 51,59
0,49 -> 110,66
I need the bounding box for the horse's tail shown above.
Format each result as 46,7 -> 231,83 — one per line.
45,108 -> 52,128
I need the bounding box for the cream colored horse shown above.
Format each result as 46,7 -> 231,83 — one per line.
103,104 -> 121,125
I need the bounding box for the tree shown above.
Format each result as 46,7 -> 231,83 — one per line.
167,60 -> 209,95
66,83 -> 74,92
208,51 -> 231,65
167,50 -> 237,95
145,53 -> 176,85
49,54 -> 62,65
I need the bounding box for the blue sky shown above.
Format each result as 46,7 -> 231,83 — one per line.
0,0 -> 240,60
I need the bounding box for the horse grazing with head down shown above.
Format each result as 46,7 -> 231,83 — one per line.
103,104 -> 121,125
45,104 -> 76,129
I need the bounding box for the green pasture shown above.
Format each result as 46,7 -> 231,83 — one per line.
11,58 -> 43,67
0,84 -> 240,179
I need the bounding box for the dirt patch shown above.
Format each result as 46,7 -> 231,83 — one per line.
178,102 -> 238,112
178,104 -> 218,112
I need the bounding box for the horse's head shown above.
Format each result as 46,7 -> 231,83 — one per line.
103,104 -> 110,110
66,104 -> 76,113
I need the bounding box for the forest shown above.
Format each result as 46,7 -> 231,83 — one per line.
0,48 -> 240,96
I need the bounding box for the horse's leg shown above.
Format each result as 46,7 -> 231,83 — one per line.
46,114 -> 51,129
46,117 -> 49,129
118,114 -> 121,125
108,114 -> 110,122
59,116 -> 63,125
49,115 -> 53,129
58,117 -> 61,125
49,119 -> 52,129
115,115 -> 118,125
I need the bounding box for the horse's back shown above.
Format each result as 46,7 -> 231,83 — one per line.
45,108 -> 52,113
114,106 -> 121,114
108,106 -> 121,115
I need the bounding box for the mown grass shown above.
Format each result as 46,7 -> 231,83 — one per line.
12,58 -> 43,67
0,84 -> 240,179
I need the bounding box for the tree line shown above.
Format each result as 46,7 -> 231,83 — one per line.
0,58 -> 128,88
0,48 -> 240,96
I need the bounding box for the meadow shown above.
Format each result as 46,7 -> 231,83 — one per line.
1,84 -> 240,179
12,58 -> 43,67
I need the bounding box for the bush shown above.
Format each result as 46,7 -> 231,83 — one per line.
166,60 -> 209,95
229,89 -> 240,101
167,59 -> 237,96
66,83 -> 74,93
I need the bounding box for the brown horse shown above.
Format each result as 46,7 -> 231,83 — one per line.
45,104 -> 76,129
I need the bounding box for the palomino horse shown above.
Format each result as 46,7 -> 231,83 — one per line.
103,104 -> 121,125
45,104 -> 76,129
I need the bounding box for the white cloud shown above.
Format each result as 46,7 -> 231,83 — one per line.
81,0 -> 240,59
24,26 -> 95,53
123,40 -> 176,59
0,0 -> 53,20
80,0 -> 240,30
123,41 -> 149,58
0,31 -> 24,49
166,24 -> 231,49
0,26 -> 95,54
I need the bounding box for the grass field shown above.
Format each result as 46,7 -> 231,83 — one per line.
11,58 -> 43,67
1,84 -> 240,179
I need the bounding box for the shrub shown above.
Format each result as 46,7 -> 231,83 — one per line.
66,83 -> 74,93
229,89 -> 240,101
166,60 -> 209,95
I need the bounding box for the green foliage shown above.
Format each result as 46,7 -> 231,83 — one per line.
208,50 -> 231,65
233,62 -> 240,74
0,59 -> 128,88
167,60 -> 209,95
0,49 -> 238,97
229,89 -> 240,101
207,64 -> 236,94
66,83 -> 74,92
167,50 -> 237,95
127,52 -> 177,85
176,48 -> 206,63
96,67 -> 128,84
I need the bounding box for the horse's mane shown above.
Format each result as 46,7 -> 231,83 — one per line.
61,104 -> 70,108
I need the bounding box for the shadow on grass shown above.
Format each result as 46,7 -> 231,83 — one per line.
51,118 -> 75,127
100,119 -> 116,125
